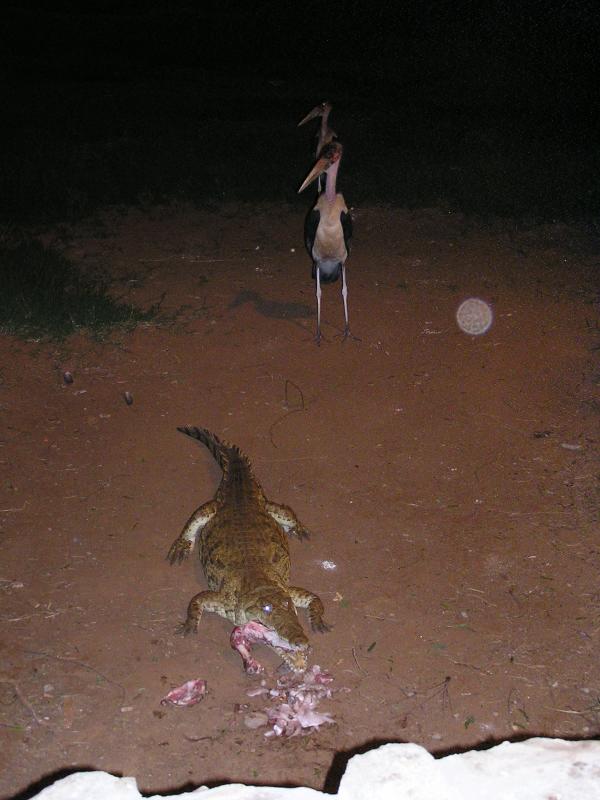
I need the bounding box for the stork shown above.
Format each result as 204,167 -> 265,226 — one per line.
297,101 -> 336,193
298,141 -> 353,344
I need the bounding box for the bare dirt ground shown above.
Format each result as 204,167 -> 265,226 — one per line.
1,205 -> 599,798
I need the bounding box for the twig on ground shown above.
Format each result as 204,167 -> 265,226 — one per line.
0,679 -> 47,726
418,676 -> 453,714
0,502 -> 28,513
351,647 -> 368,676
24,650 -> 126,699
545,698 -> 600,716
444,657 -> 494,676
269,380 -> 306,449
546,707 -> 586,715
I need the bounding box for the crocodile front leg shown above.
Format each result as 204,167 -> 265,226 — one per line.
289,586 -> 332,633
266,501 -> 310,540
167,500 -> 218,563
177,588 -> 232,636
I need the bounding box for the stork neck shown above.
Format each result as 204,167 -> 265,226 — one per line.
325,159 -> 339,202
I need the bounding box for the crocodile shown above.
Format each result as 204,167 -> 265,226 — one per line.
168,426 -> 330,672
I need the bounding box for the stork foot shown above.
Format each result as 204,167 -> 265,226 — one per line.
340,327 -> 361,343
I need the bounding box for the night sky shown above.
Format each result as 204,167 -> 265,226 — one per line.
4,2 -> 598,106
2,2 -> 599,220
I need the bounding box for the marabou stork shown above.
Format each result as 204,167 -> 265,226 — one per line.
297,101 -> 336,193
298,141 -> 353,344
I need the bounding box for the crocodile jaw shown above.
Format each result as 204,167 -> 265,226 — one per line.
275,645 -> 309,673
231,621 -> 310,674
248,621 -> 310,672
263,620 -> 310,672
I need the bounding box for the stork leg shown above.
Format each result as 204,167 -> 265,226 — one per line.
315,266 -> 322,345
341,264 -> 350,339
340,265 -> 360,342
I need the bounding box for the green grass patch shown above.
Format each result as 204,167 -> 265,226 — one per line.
0,237 -> 155,340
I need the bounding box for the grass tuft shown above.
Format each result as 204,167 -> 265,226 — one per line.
0,236 -> 155,340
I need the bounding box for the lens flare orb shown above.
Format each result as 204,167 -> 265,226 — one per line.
456,298 -> 493,335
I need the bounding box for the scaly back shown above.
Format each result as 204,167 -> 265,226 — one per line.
177,426 -> 263,505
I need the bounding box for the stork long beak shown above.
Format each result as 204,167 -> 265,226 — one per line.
297,154 -> 331,193
297,141 -> 342,194
297,101 -> 331,127
297,105 -> 322,127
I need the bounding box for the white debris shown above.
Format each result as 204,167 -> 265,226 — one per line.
319,560 -> 337,570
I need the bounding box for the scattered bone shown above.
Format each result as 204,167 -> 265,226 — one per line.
244,711 -> 269,729
267,699 -> 334,737
245,664 -> 346,738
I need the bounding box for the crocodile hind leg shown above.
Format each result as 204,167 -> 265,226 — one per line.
177,589 -> 229,636
167,500 -> 218,563
266,501 -> 310,540
288,586 -> 332,632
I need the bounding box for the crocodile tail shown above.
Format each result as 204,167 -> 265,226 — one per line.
177,426 -> 230,468
177,426 -> 253,482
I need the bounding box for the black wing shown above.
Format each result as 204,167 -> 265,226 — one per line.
304,209 -> 320,256
341,210 -> 353,254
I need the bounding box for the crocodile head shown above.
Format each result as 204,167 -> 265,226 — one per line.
242,588 -> 310,670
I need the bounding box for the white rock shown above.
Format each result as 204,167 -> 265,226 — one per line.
440,738 -> 600,799
33,772 -> 140,799
337,743 -> 451,800
28,738 -> 600,800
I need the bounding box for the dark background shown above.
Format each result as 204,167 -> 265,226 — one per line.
2,1 -> 599,223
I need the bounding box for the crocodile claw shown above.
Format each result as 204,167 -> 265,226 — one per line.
176,619 -> 198,637
167,539 -> 192,564
311,620 -> 333,634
